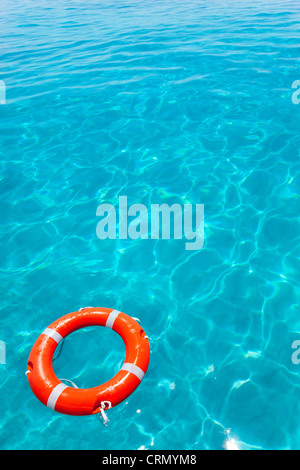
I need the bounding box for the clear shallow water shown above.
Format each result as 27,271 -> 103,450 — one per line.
0,0 -> 300,450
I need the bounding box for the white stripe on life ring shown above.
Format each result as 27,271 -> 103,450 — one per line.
121,363 -> 145,381
105,310 -> 120,329
47,383 -> 68,410
42,328 -> 64,344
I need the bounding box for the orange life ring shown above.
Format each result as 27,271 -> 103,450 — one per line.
26,307 -> 150,416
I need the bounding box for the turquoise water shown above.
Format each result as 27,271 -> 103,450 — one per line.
1,0 -> 300,450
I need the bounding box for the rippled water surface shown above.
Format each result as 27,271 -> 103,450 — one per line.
1,0 -> 300,450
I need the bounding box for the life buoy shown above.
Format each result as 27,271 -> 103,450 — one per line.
26,307 -> 150,417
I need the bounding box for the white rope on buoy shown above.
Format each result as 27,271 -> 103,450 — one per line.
99,401 -> 112,426
53,338 -> 65,362
58,378 -> 79,389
